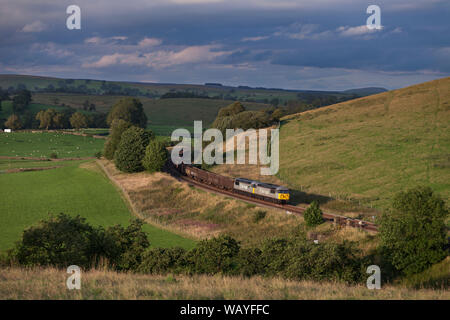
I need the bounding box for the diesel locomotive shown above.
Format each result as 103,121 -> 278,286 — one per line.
177,164 -> 290,204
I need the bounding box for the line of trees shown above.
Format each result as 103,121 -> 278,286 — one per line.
103,97 -> 167,173
211,101 -> 284,134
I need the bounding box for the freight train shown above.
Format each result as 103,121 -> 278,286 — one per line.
175,163 -> 290,204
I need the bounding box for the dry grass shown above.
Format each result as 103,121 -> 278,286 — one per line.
97,159 -> 305,247
0,267 -> 448,300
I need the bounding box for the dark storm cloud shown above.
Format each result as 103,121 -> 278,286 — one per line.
0,0 -> 449,90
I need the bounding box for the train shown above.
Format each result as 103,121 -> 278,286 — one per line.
175,163 -> 290,204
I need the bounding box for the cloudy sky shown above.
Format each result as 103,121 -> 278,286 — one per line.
0,0 -> 449,90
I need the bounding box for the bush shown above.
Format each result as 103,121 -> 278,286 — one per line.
236,248 -> 263,277
103,119 -> 132,160
186,235 -> 240,275
102,219 -> 150,271
379,186 -> 449,276
260,238 -> 290,276
253,210 -> 266,223
49,152 -> 58,159
94,151 -> 102,159
303,201 -> 323,227
11,214 -> 151,271
114,126 -> 152,172
138,247 -> 187,274
142,140 -> 168,173
13,213 -> 100,269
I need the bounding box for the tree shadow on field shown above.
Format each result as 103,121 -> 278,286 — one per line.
289,189 -> 333,206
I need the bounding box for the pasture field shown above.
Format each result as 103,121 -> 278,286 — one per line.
0,158 -> 86,171
0,161 -> 195,252
0,132 -> 105,158
0,266 -> 447,300
0,100 -> 68,121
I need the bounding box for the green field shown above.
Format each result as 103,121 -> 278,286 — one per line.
0,132 -> 105,158
0,100 -> 68,121
278,77 -> 450,210
0,158 -> 87,171
0,162 -> 195,251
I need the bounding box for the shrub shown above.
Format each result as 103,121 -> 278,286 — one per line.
253,210 -> 266,223
303,201 -> 323,227
11,214 -> 151,271
102,219 -> 150,271
138,247 -> 187,274
114,126 -> 152,172
260,238 -> 291,276
187,235 -> 240,275
13,213 -> 100,269
142,140 -> 168,173
379,186 -> 449,276
49,152 -> 58,159
94,151 -> 102,159
103,119 -> 132,160
284,239 -> 363,283
236,248 -> 263,277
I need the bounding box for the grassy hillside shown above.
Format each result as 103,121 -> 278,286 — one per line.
0,267 -> 447,300
0,161 -> 195,251
278,77 -> 450,210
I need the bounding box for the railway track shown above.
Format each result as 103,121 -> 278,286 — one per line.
166,163 -> 379,233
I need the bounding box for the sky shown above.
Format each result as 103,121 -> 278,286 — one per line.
0,0 -> 449,90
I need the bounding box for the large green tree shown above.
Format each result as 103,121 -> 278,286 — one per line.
114,126 -> 152,172
4,114 -> 22,130
106,97 -> 147,128
12,90 -> 32,114
212,101 -> 273,133
379,186 -> 449,276
103,119 -> 132,160
142,140 -> 168,173
70,112 -> 88,130
35,109 -> 57,130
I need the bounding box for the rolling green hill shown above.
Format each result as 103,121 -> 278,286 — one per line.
0,74 -> 383,102
0,74 -> 386,135
278,77 -> 450,210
